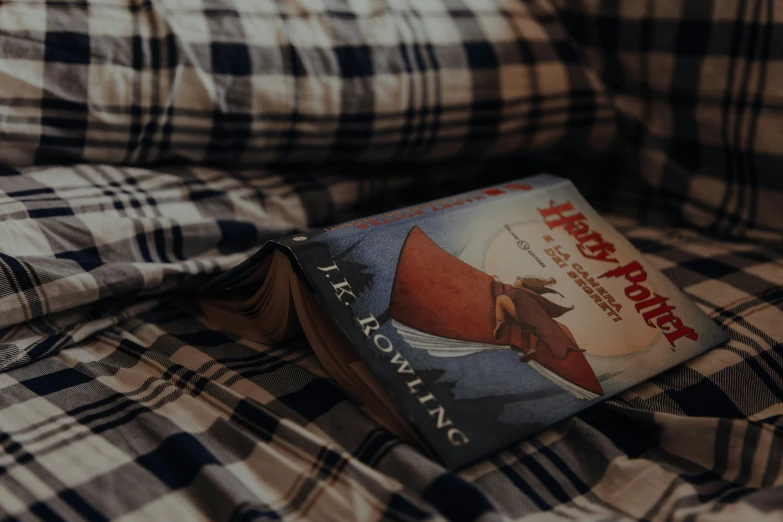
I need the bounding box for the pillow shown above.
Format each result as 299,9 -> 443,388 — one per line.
0,0 -> 614,167
554,0 -> 783,242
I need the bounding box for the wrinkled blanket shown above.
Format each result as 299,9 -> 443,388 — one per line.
0,166 -> 781,521
0,0 -> 782,520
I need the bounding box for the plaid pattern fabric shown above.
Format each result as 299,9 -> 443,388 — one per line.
0,160 -> 518,372
0,0 -> 614,167
0,201 -> 781,520
0,0 -> 782,519
553,0 -> 783,243
3,0 -> 782,243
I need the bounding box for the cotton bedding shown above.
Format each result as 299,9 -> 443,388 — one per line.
0,1 -> 782,521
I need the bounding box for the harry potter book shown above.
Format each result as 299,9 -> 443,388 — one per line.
198,175 -> 728,469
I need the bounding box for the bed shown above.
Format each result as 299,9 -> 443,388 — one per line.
0,1 -> 781,520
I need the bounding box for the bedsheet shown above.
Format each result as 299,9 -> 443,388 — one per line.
0,165 -> 780,521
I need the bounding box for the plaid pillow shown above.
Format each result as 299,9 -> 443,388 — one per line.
0,0 -> 614,167
553,0 -> 783,243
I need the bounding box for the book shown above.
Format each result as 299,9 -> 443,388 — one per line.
198,174 -> 729,469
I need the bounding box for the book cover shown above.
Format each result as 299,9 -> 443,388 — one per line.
212,174 -> 728,469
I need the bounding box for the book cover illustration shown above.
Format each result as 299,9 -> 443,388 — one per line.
389,225 -> 603,400
274,175 -> 728,468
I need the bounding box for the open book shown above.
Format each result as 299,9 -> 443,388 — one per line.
198,175 -> 728,469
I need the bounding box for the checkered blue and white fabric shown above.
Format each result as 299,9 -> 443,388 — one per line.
0,0 -> 781,520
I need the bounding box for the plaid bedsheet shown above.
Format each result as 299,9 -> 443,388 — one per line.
0,165 -> 780,521
0,0 -> 782,520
